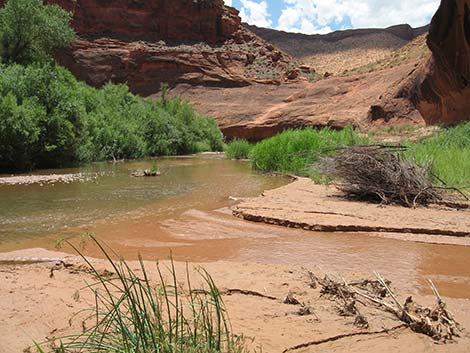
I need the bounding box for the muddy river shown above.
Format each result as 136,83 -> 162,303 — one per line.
1,155 -> 470,299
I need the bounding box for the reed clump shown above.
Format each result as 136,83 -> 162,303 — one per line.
250,126 -> 367,176
225,139 -> 253,160
37,236 -> 247,353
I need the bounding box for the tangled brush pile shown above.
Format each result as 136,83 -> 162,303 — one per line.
320,146 -> 443,207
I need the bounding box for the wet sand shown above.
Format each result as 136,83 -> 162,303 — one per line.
1,253 -> 470,353
234,177 -> 470,239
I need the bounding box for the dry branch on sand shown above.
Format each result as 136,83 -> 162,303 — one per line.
320,146 -> 449,207
306,271 -> 462,344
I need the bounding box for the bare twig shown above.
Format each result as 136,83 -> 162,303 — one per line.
220,288 -> 278,301
282,324 -> 407,352
320,146 -> 446,207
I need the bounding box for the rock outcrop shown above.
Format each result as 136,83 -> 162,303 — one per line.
369,0 -> 470,126
418,0 -> 470,124
52,0 -> 241,45
171,63 -> 425,141
57,34 -> 296,94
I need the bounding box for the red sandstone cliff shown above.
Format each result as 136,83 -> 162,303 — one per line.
52,0 -> 241,44
23,0 -> 299,93
419,0 -> 470,124
172,0 -> 470,139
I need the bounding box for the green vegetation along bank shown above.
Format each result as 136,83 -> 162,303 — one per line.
226,124 -> 470,188
405,123 -> 470,187
224,138 -> 253,160
0,64 -> 223,172
226,126 -> 368,176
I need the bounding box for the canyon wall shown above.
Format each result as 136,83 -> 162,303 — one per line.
418,0 -> 470,124
370,0 -> 470,126
47,0 -> 241,44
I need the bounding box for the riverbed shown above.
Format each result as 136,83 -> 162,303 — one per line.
2,156 -> 470,352
1,156 -> 470,299
0,155 -> 287,254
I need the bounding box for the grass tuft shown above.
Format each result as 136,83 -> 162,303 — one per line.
38,235 -> 247,353
405,122 -> 470,188
225,139 -> 253,160
250,126 -> 368,176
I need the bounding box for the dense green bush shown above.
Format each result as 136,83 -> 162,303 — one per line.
0,64 -> 223,171
250,126 -> 367,176
225,139 -> 253,159
405,123 -> 470,187
0,0 -> 74,64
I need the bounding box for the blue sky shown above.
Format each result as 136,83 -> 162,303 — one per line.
223,0 -> 440,34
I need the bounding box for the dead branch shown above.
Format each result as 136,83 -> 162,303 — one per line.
319,146 -> 447,207
220,288 -> 278,301
282,324 -> 407,352
307,269 -> 462,343
284,291 -> 301,305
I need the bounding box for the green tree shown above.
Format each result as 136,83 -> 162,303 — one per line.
0,0 -> 74,64
0,93 -> 43,170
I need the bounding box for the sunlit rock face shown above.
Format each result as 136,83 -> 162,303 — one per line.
366,0 -> 470,127
45,0 -> 241,44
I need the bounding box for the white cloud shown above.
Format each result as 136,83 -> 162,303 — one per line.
239,0 -> 272,28
277,0 -> 335,34
343,0 -> 440,28
224,0 -> 233,6
276,0 -> 440,34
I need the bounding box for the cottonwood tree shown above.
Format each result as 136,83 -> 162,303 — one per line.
0,0 -> 74,64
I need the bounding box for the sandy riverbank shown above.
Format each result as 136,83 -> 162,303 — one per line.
1,249 -> 470,353
233,177 -> 470,246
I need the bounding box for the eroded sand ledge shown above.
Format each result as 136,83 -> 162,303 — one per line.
233,178 -> 470,245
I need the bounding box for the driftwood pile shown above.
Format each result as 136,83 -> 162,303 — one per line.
307,271 -> 462,343
131,169 -> 161,177
320,146 -> 444,207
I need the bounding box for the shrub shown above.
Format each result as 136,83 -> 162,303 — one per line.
0,64 -> 82,169
0,93 -> 42,170
225,139 -> 253,160
0,0 -> 74,64
0,64 -> 224,172
250,126 -> 367,176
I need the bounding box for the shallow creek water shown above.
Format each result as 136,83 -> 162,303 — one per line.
1,155 -> 470,299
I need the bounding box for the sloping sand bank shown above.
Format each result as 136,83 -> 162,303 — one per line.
233,178 -> 470,245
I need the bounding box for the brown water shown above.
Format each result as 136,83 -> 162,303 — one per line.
0,155 -> 287,250
1,155 -> 470,299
